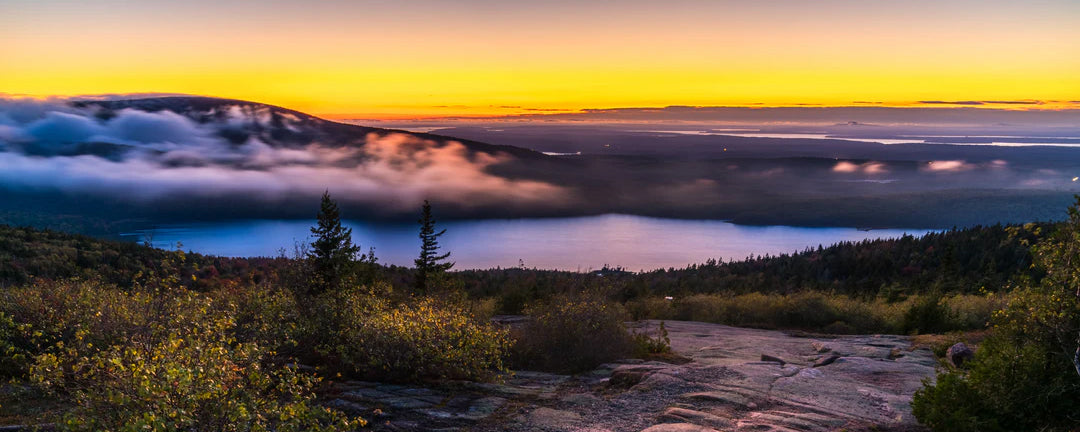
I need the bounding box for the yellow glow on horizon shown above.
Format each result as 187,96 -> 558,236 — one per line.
5,65 -> 1077,119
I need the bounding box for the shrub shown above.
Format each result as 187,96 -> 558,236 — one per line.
821,320 -> 856,334
631,320 -> 672,356
209,281 -> 302,355
914,203 -> 1080,431
912,329 -> 1080,432
512,293 -> 633,373
325,291 -> 510,382
670,294 -> 728,324
624,297 -> 676,321
464,297 -> 499,322
18,285 -> 361,431
943,293 -> 1003,330
0,311 -> 35,378
0,279 -> 147,380
911,371 -> 991,432
901,294 -> 952,335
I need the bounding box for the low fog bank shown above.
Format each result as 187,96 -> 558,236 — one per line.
0,97 -> 570,222
3,97 -> 1080,232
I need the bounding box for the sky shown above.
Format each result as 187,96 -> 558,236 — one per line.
2,0 -> 1079,119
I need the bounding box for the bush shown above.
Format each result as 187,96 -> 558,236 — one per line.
914,203 -> 1080,431
324,290 -> 510,382
943,293 -> 1002,330
631,320 -> 672,357
624,297 -> 676,321
11,283 -> 361,431
0,279 -> 147,380
0,311 -> 34,378
512,293 -> 633,373
901,294 -> 952,335
821,320 -> 856,334
911,372 -> 991,431
912,329 -> 1080,432
209,281 -> 302,355
464,297 -> 499,322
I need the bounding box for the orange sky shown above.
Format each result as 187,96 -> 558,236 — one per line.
2,0 -> 1078,119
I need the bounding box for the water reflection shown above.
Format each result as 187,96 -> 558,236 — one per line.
126,214 -> 931,271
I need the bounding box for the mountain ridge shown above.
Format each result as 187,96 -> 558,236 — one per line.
76,96 -> 545,159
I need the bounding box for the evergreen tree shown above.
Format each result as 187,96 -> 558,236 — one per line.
415,200 -> 453,292
308,191 -> 360,294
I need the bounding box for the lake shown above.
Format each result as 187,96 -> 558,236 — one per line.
126,214 -> 931,271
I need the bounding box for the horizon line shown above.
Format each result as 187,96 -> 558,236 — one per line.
4,92 -> 1079,121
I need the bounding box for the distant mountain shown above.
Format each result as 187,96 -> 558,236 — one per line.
0,95 -> 564,227
76,96 -> 543,159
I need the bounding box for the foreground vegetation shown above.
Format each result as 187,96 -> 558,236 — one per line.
3,225 -> 1037,340
2,197 -> 1080,430
912,203 -> 1080,432
0,195 -> 510,430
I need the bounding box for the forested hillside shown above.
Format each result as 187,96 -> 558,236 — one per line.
3,222 -> 1045,303
2,222 -> 1042,303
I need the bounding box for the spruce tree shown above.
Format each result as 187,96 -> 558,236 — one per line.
308,191 -> 360,294
415,200 -> 453,292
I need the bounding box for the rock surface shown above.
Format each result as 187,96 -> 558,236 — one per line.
331,320 -> 936,431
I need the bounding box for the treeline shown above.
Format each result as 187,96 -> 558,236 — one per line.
0,220 -> 1048,340
1,222 -> 1046,308
453,224 -> 1042,313
0,224 -> 283,290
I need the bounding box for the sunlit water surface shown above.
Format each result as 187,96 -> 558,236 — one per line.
126,214 -> 932,271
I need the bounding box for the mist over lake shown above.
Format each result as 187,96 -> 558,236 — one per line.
128,214 -> 931,271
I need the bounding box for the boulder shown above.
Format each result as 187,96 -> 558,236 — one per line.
946,342 -> 975,367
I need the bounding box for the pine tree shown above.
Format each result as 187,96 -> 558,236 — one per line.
308,191 -> 360,294
415,200 -> 453,292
